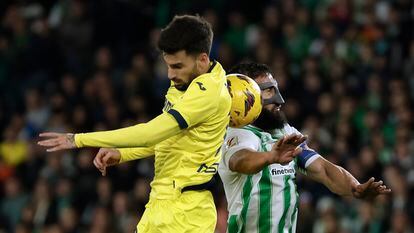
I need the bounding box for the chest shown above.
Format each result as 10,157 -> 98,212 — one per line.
256,133 -> 297,181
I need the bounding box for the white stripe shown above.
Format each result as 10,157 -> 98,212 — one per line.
304,154 -> 321,168
246,173 -> 261,233
270,174 -> 284,232
284,178 -> 297,231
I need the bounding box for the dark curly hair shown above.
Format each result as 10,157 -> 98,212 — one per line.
227,62 -> 272,80
158,15 -> 213,55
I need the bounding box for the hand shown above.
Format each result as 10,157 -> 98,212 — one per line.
267,134 -> 308,165
38,132 -> 77,152
93,148 -> 121,176
352,177 -> 392,200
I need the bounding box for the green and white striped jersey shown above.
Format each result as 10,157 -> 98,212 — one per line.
218,124 -> 320,233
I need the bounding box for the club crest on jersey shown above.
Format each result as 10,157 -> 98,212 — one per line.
163,99 -> 173,112
226,136 -> 239,148
243,89 -> 255,116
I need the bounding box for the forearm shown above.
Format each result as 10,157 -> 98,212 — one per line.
321,162 -> 360,196
229,149 -> 270,174
74,113 -> 180,148
118,147 -> 154,163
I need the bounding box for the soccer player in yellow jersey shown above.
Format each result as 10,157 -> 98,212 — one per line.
38,15 -> 231,233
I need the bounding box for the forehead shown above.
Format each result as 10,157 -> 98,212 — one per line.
163,50 -> 193,64
253,73 -> 274,84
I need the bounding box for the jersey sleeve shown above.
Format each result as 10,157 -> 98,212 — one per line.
118,146 -> 155,163
221,128 -> 261,170
296,142 -> 321,171
74,112 -> 181,148
168,75 -> 218,129
284,124 -> 320,171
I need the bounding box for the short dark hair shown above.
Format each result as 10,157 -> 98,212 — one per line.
227,62 -> 272,80
158,15 -> 213,55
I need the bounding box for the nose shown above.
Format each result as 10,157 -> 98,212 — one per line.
167,68 -> 176,80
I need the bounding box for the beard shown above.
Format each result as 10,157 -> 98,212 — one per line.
175,65 -> 200,91
253,105 -> 287,131
175,82 -> 190,91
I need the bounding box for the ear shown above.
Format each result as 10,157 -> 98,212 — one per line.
197,53 -> 209,65
195,53 -> 210,72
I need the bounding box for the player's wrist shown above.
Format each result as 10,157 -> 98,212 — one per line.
66,133 -> 77,148
113,149 -> 121,163
263,151 -> 274,165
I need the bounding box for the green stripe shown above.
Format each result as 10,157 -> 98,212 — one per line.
228,215 -> 239,233
243,125 -> 262,138
288,181 -> 299,233
278,175 -> 291,232
244,124 -> 263,132
240,175 -> 253,233
258,166 -> 272,233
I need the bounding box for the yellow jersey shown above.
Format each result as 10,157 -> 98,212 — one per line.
75,61 -> 231,199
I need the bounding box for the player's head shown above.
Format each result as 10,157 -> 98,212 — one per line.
158,15 -> 213,91
228,62 -> 286,130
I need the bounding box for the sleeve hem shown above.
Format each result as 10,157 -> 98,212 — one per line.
304,154 -> 321,169
74,134 -> 82,148
168,109 -> 188,129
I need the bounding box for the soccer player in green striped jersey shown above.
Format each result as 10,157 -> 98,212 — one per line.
218,62 -> 391,233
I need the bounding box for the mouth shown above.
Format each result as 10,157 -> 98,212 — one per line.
173,80 -> 183,86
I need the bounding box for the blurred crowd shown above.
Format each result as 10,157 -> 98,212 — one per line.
0,0 -> 413,233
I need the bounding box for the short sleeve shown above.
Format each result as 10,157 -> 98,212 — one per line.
168,75 -> 219,129
221,128 -> 261,170
283,124 -> 320,171
296,143 -> 321,170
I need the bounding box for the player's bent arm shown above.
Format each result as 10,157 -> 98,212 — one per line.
306,157 -> 360,197
118,146 -> 155,163
229,149 -> 272,174
74,112 -> 181,148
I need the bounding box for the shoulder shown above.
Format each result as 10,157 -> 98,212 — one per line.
227,127 -> 258,138
225,127 -> 261,146
282,124 -> 302,136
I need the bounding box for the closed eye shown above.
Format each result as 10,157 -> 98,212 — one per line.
170,63 -> 183,69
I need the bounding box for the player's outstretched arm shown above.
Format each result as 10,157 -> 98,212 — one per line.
229,134 -> 307,174
306,157 -> 391,200
38,112 -> 181,151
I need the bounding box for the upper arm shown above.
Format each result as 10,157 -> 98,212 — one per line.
221,128 -> 260,171
168,75 -> 218,128
283,125 -> 321,173
296,143 -> 321,172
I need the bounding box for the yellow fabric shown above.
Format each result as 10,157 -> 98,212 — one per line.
118,146 -> 154,163
75,61 -> 231,201
137,191 -> 216,233
0,141 -> 28,166
150,61 -> 230,199
74,113 -> 180,148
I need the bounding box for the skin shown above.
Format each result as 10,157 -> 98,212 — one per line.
38,49 -> 212,175
163,50 -> 210,91
228,72 -> 391,200
39,66 -> 392,200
